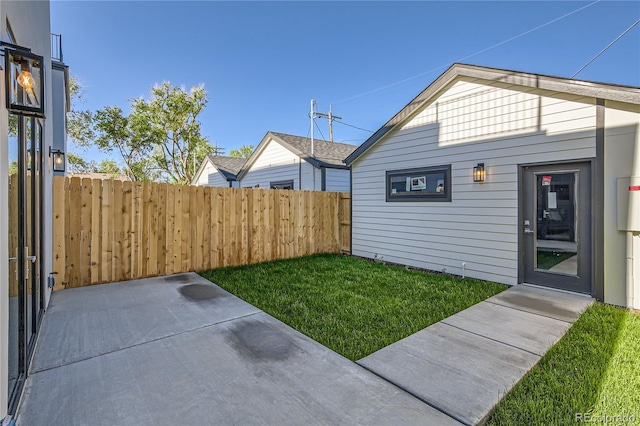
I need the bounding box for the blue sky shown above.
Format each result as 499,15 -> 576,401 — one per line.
51,1 -> 640,160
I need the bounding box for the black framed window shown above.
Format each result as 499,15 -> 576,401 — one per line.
386,165 -> 451,202
270,180 -> 294,190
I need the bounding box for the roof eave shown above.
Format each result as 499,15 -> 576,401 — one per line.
191,156 -> 213,186
235,131 -> 277,180
345,63 -> 640,166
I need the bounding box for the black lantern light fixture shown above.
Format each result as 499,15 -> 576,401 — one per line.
50,147 -> 65,172
4,45 -> 45,117
473,163 -> 485,183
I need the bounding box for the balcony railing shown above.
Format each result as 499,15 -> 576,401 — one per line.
51,33 -> 63,62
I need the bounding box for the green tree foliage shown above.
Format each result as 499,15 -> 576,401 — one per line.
9,161 -> 18,176
229,145 -> 254,159
8,114 -> 18,137
130,83 -> 212,184
91,106 -> 157,181
69,81 -> 212,184
67,153 -> 123,177
66,75 -> 96,146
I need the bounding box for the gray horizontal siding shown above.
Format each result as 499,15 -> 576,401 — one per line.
241,163 -> 300,189
325,168 -> 350,192
351,80 -> 597,285
207,170 -> 228,187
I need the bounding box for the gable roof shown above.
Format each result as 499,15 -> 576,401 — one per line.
345,63 -> 640,166
236,131 -> 357,180
207,155 -> 247,180
191,155 -> 247,185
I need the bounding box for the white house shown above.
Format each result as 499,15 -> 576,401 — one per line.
236,131 -> 356,191
0,0 -> 69,419
192,155 -> 246,187
345,63 -> 640,309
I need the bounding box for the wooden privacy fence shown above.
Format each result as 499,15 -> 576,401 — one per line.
52,176 -> 351,290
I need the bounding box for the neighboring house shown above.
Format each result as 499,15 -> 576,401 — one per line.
0,0 -> 70,419
191,155 -> 246,188
236,131 -> 356,191
345,63 -> 640,310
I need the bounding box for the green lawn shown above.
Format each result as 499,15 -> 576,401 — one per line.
536,250 -> 576,270
488,303 -> 640,425
200,254 -> 506,361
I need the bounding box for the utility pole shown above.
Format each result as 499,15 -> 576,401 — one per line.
314,103 -> 341,142
310,99 -> 316,156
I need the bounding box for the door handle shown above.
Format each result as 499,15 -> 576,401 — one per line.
25,246 -> 36,262
24,247 -> 36,278
524,228 -> 535,234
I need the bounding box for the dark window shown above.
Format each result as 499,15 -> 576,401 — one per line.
270,180 -> 294,190
386,165 -> 451,202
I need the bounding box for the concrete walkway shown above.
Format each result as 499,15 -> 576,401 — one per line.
357,284 -> 593,426
17,273 -> 457,426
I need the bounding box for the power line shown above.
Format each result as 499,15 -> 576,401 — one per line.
334,120 -> 374,133
314,105 -> 341,141
572,19 -> 640,78
340,138 -> 367,143
314,118 -> 327,141
334,0 -> 602,104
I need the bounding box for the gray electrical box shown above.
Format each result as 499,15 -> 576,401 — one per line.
617,177 -> 640,232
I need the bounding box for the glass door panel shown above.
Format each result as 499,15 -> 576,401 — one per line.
25,118 -> 34,347
6,114 -> 43,414
35,120 -> 43,320
535,172 -> 578,275
522,163 -> 591,294
7,118 -> 20,404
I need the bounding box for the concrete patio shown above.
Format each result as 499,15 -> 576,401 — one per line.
17,275 -> 592,425
17,273 -> 456,425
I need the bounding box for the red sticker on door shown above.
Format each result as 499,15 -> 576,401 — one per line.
630,185 -> 640,191
542,176 -> 552,186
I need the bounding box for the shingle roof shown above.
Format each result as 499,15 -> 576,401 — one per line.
207,155 -> 247,180
268,132 -> 357,167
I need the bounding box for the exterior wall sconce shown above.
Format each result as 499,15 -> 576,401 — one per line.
473,163 -> 485,183
3,44 -> 45,117
50,147 -> 65,172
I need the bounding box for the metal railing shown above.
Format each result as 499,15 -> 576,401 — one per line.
51,33 -> 63,62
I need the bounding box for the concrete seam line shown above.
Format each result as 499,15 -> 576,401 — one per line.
354,361 -> 470,426
483,299 -> 575,324
30,310 -> 263,375
439,321 -> 546,358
